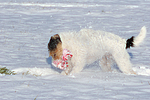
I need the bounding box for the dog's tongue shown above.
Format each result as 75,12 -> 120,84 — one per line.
52,49 -> 73,70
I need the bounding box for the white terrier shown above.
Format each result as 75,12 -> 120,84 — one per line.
48,26 -> 146,75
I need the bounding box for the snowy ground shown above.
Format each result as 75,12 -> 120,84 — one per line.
0,0 -> 150,100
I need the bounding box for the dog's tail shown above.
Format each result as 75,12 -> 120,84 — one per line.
126,26 -> 147,49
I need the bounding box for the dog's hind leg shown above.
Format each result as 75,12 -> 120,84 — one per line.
99,53 -> 113,72
112,50 -> 136,74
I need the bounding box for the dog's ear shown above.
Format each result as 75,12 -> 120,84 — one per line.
50,34 -> 62,43
52,34 -> 60,39
51,34 -> 61,42
48,34 -> 62,51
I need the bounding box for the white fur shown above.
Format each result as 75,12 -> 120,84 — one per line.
59,26 -> 146,74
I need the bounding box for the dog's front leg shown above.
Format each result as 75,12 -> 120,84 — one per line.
61,57 -> 73,75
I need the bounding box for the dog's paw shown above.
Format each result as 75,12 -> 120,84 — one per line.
125,70 -> 137,75
61,71 -> 66,75
130,70 -> 137,75
61,71 -> 70,75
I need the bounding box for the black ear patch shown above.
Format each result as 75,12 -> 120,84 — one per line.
126,36 -> 134,49
48,34 -> 62,51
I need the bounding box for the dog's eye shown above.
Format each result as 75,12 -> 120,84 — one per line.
54,53 -> 56,57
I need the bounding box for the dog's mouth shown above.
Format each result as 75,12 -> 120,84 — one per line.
52,60 -> 63,69
52,49 -> 73,70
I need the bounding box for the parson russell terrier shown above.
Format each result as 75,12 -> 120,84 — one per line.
48,26 -> 146,75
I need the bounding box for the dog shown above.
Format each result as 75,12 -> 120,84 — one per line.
48,26 -> 146,75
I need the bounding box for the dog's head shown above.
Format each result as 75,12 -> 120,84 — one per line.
48,34 -> 63,60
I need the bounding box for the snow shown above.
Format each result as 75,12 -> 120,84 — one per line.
0,0 -> 150,99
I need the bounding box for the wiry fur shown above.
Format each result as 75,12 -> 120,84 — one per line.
48,26 -> 146,75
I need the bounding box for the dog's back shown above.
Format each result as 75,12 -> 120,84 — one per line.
59,29 -> 126,65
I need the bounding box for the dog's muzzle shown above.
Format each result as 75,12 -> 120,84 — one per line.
52,49 -> 73,70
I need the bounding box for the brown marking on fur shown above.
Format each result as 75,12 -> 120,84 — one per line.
48,34 -> 63,60
48,34 -> 62,51
49,43 -> 63,60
